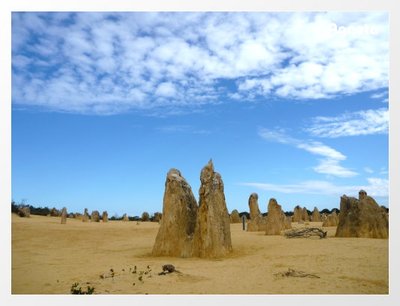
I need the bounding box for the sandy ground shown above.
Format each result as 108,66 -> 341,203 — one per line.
12,214 -> 388,294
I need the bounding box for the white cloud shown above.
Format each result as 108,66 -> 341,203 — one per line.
12,12 -> 388,114
313,159 -> 358,177
259,128 -> 357,177
155,82 -> 177,98
241,177 -> 388,198
306,108 -> 388,138
364,167 -> 374,174
370,90 -> 388,99
155,125 -> 210,135
297,142 -> 346,161
258,128 -> 296,144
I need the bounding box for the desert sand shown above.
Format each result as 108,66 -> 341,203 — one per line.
12,214 -> 388,294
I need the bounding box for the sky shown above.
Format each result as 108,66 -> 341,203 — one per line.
11,12 -> 389,217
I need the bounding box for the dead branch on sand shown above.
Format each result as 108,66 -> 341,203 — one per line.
284,227 -> 327,239
274,268 -> 320,279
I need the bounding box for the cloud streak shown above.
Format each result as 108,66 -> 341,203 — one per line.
12,12 -> 389,115
306,108 -> 388,138
241,177 -> 388,198
258,128 -> 358,177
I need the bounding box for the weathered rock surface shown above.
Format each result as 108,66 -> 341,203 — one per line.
335,191 -> 388,239
249,193 -> 261,220
152,169 -> 198,257
247,193 -> 267,231
265,198 -> 287,235
91,210 -> 100,222
230,209 -> 241,223
192,160 -> 232,258
102,211 -> 108,222
311,207 -> 321,222
60,207 -> 67,224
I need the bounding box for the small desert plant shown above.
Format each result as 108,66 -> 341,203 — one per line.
70,282 -> 95,294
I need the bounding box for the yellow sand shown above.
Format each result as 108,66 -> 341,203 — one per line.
12,214 -> 388,294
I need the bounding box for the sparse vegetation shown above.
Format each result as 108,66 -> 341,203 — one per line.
70,282 -> 95,294
274,268 -> 320,279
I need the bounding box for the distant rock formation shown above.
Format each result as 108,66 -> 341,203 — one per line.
322,210 -> 339,227
122,213 -> 129,221
249,193 -> 261,220
91,210 -> 100,222
152,169 -> 198,257
102,211 -> 108,222
60,207 -> 67,224
17,206 -> 30,218
49,207 -> 60,217
247,193 -> 267,231
293,205 -> 303,222
284,215 -> 292,229
302,207 -> 310,222
265,198 -> 287,235
192,160 -> 232,258
142,212 -> 150,222
82,208 -> 89,222
230,209 -> 241,223
311,207 -> 321,222
153,212 -> 162,223
335,191 -> 388,239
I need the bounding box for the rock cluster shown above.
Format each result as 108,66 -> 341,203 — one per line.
152,169 -> 198,257
152,160 -> 232,258
335,190 -> 388,239
293,206 -> 310,222
60,207 -> 67,224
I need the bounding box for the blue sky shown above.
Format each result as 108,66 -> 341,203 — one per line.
11,12 -> 389,217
